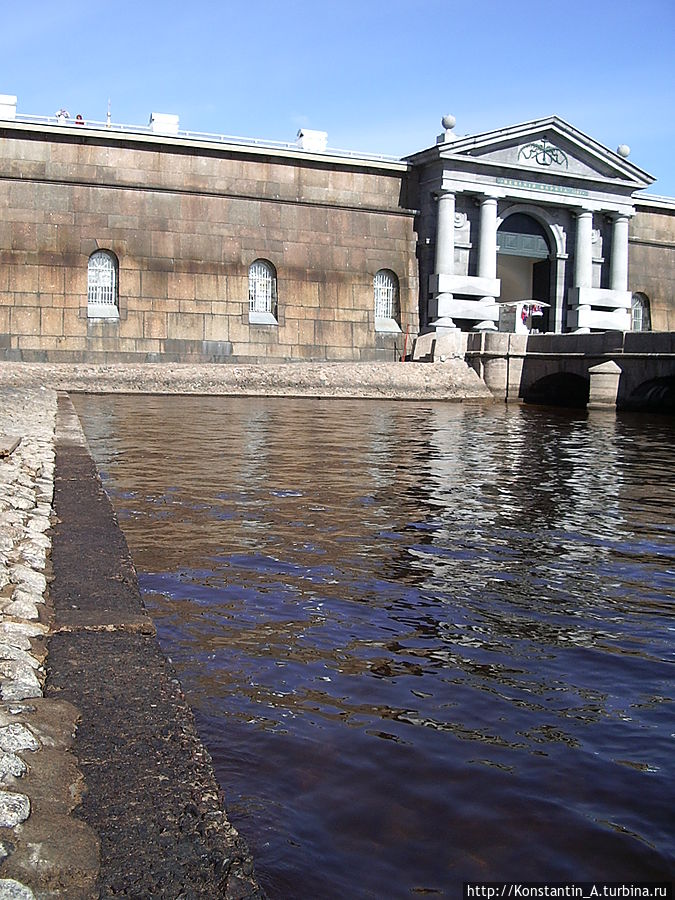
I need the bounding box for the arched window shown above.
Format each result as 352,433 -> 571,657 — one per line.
631,293 -> 651,332
87,250 -> 119,318
374,269 -> 400,332
248,259 -> 278,324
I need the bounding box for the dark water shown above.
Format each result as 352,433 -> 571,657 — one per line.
72,394 -> 675,897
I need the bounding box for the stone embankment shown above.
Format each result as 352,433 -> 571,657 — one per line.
0,359 -> 491,897
0,386 -> 71,899
0,359 -> 493,401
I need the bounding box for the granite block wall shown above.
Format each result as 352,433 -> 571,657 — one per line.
629,207 -> 675,331
0,127 -> 419,362
2,124 -> 674,357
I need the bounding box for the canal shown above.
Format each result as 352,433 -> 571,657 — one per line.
72,394 -> 675,897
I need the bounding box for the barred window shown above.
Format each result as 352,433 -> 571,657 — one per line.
87,250 -> 119,318
249,259 -> 278,324
631,292 -> 651,332
374,269 -> 401,331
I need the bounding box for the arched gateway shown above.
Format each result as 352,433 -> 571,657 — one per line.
497,212 -> 554,333
408,115 -> 653,335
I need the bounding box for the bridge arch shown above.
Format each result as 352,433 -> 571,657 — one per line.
522,372 -> 590,408
621,375 -> 675,413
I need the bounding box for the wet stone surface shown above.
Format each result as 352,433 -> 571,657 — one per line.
45,394 -> 263,898
0,382 -> 265,897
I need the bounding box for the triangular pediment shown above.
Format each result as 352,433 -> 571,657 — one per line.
423,116 -> 654,190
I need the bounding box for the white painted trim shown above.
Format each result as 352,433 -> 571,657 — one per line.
375,317 -> 402,334
249,311 -> 278,326
87,306 -> 120,320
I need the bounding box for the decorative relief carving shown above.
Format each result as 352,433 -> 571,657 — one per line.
518,138 -> 569,169
454,212 -> 467,228
591,228 -> 601,244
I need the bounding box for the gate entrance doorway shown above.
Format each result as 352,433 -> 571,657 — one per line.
497,213 -> 552,333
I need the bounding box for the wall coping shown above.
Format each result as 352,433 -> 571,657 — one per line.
1,118 -> 410,174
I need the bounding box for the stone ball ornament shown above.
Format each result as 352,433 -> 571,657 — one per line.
617,144 -> 631,158
441,114 -> 456,131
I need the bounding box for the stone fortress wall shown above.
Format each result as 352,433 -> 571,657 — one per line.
629,198 -> 675,331
0,110 -> 674,363
0,123 -> 419,363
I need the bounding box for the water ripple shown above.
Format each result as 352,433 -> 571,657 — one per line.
75,394 -> 675,896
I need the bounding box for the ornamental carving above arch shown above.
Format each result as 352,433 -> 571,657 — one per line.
518,139 -> 569,169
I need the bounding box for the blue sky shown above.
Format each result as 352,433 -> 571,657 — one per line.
3,0 -> 674,194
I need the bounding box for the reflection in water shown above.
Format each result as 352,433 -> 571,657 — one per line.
73,395 -> 675,898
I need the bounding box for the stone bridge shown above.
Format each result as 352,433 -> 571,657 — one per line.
414,331 -> 675,412
468,331 -> 675,411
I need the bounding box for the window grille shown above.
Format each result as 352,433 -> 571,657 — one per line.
374,269 -> 399,320
249,260 -> 277,317
631,293 -> 651,332
87,250 -> 119,317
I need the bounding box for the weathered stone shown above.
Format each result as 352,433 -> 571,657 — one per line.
0,647 -> 39,669
24,519 -> 49,535
7,568 -> 45,597
0,668 -> 43,702
0,878 -> 35,899
0,623 -> 47,640
0,724 -> 40,754
0,602 -> 39,622
17,547 -> 46,572
0,634 -> 31,652
6,497 -> 33,514
24,536 -> 50,557
0,753 -> 27,782
0,513 -> 23,530
0,791 -> 30,828
8,588 -> 42,609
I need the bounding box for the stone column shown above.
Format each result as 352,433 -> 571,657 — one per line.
477,196 -> 498,280
609,214 -> 630,292
433,190 -> 457,330
475,196 -> 499,332
435,190 -> 456,277
574,210 -> 593,288
572,209 -> 594,333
